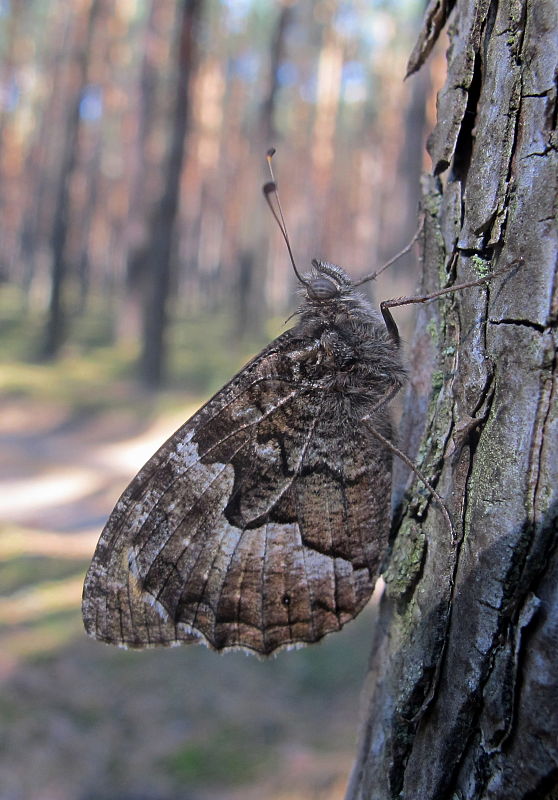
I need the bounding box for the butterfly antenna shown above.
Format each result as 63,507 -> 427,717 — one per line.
263,148 -> 309,287
353,219 -> 424,287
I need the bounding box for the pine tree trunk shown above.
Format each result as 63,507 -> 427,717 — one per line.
234,2 -> 294,340
140,0 -> 202,388
42,0 -> 100,359
347,2 -> 558,798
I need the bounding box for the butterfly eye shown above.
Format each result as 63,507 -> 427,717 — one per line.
308,277 -> 339,300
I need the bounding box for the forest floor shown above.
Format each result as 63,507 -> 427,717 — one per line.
0,382 -> 377,800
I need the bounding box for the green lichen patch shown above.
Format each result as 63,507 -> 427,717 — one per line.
384,520 -> 427,600
470,254 -> 492,278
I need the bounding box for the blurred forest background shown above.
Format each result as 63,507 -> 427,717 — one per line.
0,1 -> 445,799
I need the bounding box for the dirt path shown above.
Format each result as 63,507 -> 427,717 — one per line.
0,397 -> 194,671
1,397 -> 191,536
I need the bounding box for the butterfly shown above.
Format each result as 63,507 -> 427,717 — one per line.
82,249 -> 407,656
83,153 -> 513,656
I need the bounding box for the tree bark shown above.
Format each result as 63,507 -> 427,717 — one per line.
348,2 -> 557,799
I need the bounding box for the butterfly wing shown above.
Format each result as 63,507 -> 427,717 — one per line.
82,330 -> 392,656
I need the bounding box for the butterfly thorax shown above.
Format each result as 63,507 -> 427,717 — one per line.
288,260 -> 406,427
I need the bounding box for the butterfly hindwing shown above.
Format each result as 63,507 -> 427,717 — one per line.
82,329 -> 392,655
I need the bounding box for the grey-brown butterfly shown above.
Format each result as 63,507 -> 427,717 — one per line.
82,153 -> 515,655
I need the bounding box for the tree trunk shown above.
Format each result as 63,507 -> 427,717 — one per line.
139,0 -> 202,388
348,2 -> 557,799
234,2 -> 294,340
42,0 -> 100,359
121,0 -> 169,346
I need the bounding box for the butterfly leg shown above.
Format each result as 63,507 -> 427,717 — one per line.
362,418 -> 456,541
380,258 -> 522,342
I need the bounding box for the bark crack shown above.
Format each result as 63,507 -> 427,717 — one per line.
522,145 -> 558,158
489,317 -> 547,332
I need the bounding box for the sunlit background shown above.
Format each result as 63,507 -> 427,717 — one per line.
0,1 -> 445,798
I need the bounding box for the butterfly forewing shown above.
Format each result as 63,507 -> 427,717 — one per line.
82,323 -> 393,655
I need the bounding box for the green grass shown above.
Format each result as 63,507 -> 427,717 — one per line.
0,606 -> 85,660
164,726 -> 272,786
0,554 -> 87,596
0,283 -> 285,414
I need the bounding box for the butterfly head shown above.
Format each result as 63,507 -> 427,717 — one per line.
306,259 -> 352,302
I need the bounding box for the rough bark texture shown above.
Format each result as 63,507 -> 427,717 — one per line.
347,2 -> 557,799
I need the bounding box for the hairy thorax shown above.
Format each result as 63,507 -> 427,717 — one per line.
291,292 -> 406,429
